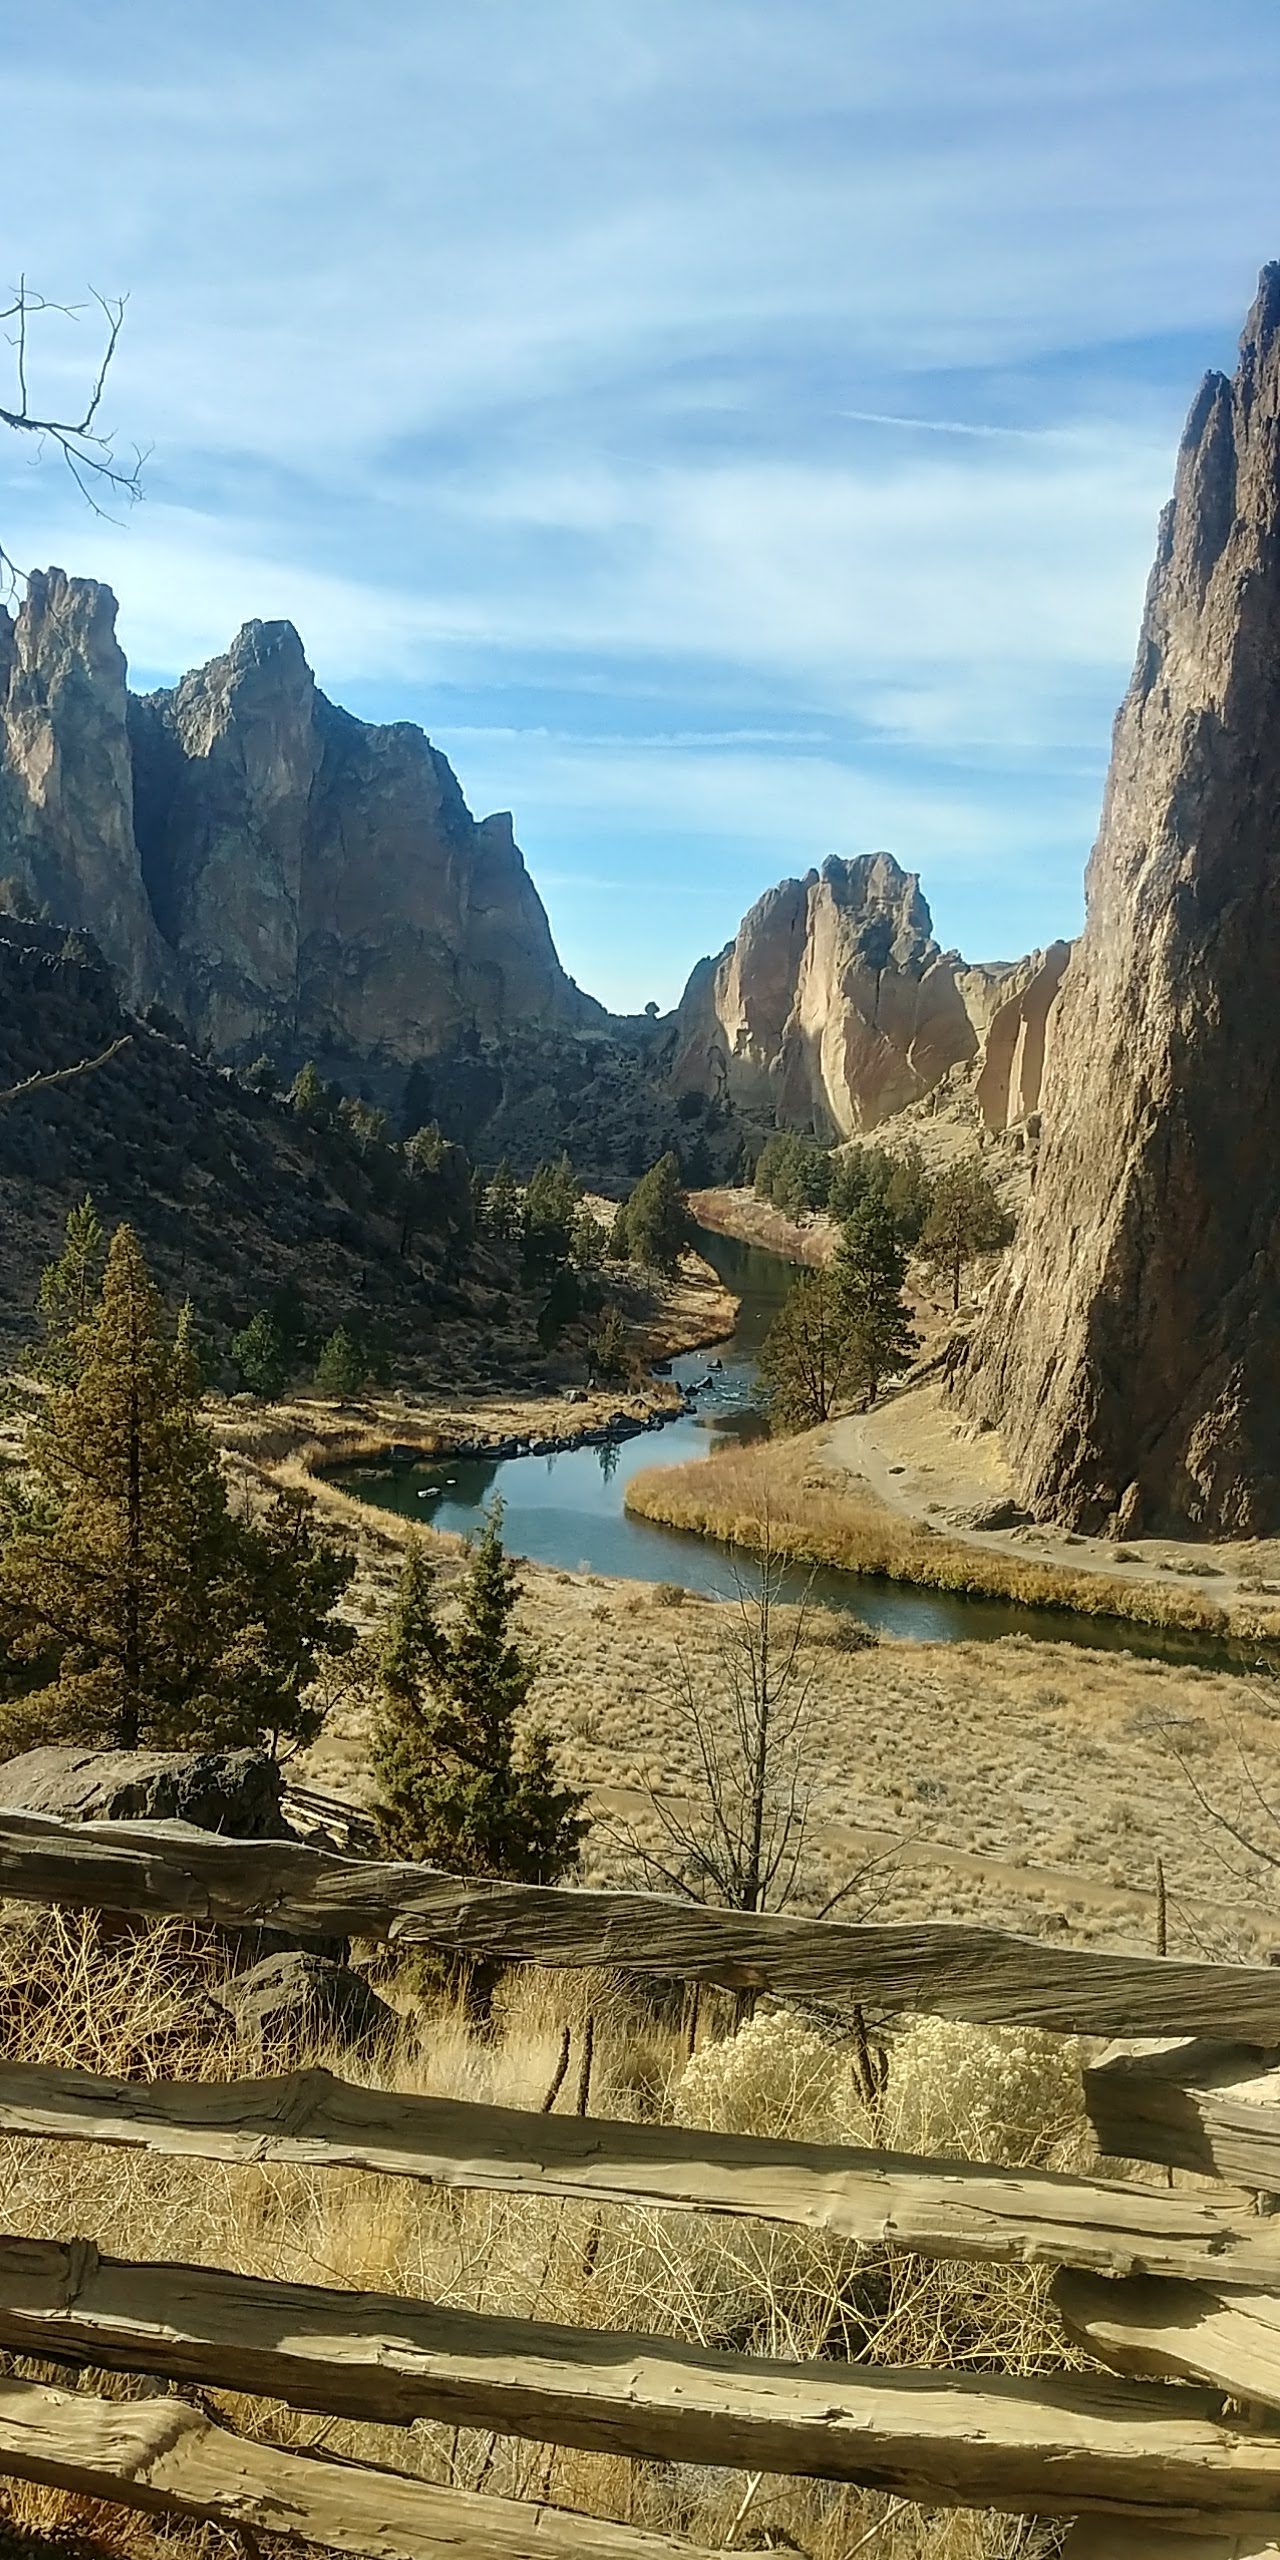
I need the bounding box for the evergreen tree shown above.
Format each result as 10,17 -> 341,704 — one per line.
591,1301 -> 631,1381
522,1154 -> 578,1278
400,1124 -> 474,1257
371,1510 -> 586,1883
536,1265 -> 582,1351
834,1197 -> 918,1405
0,1224 -> 353,1750
31,1196 -> 105,1379
919,1158 -> 1014,1310
757,1269 -> 860,1430
288,1060 -> 331,1125
231,1308 -> 291,1399
314,1325 -> 369,1396
621,1151 -> 691,1274
338,1094 -> 389,1156
572,1201 -> 607,1266
243,1055 -> 279,1097
483,1159 -> 520,1245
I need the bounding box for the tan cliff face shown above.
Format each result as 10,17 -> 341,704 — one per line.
960,264 -> 1280,1536
0,577 -> 600,1067
667,852 -> 1068,1140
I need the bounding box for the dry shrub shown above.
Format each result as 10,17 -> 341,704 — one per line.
0,1917 -> 1086,2560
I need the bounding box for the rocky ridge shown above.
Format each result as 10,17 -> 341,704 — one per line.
960,264 -> 1280,1536
1,572 -> 600,1076
666,852 -> 1068,1141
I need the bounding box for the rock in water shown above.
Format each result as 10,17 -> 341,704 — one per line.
961,264 -> 1280,1535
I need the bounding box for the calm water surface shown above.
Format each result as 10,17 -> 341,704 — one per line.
346,1227 -> 1252,1664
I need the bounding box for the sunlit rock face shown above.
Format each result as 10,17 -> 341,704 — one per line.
961,265 -> 1280,1536
668,851 -> 1065,1140
0,580 -> 601,1066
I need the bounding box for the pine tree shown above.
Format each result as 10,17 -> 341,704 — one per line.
621,1152 -> 691,1274
918,1158 -> 1014,1309
591,1301 -> 631,1381
522,1154 -> 579,1278
31,1196 -> 105,1379
314,1325 -> 368,1396
231,1308 -> 291,1398
288,1060 -> 331,1125
834,1197 -> 918,1405
483,1159 -> 520,1245
371,1508 -> 586,1884
0,1224 -> 353,1750
757,1268 -> 859,1429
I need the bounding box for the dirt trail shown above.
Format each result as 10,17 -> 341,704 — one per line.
822,1381 -> 1280,1614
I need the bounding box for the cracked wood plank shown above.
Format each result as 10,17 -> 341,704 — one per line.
0,2234 -> 1276,2512
3,2058 -> 1280,2286
1058,2268 -> 1280,2413
2,1809 -> 1280,2036
1065,2523 -> 1280,2560
0,2369 -> 717,2559
1086,2044 -> 1280,2187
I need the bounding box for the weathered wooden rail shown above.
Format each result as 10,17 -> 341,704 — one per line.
1,1811 -> 1280,2560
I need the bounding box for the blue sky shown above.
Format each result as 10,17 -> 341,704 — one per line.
3,1 -> 1279,1010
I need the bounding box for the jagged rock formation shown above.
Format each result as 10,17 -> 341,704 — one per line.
0,571 -> 168,1009
668,853 -> 1066,1139
961,265 -> 1280,1536
0,575 -> 599,1069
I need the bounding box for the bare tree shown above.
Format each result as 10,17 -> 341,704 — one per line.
2,278 -> 142,590
610,1517 -> 887,1926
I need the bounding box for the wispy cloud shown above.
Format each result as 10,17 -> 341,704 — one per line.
3,0 -> 1278,1005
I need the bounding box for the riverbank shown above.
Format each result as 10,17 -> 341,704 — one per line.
624,1425 -> 1280,1643
688,1183 -> 835,1265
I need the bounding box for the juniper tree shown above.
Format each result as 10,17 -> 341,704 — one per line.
231,1307 -> 291,1399
918,1158 -> 1014,1310
314,1325 -> 368,1396
31,1195 -> 104,1379
757,1267 -> 859,1429
620,1151 -> 691,1274
0,1223 -> 353,1750
834,1196 -> 918,1405
371,1507 -> 586,1885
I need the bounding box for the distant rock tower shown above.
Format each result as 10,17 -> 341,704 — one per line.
961,264 -> 1280,1535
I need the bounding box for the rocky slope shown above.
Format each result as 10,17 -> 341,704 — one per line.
0,573 -> 600,1076
0,920 -> 480,1350
960,264 -> 1280,1536
666,852 -> 1068,1140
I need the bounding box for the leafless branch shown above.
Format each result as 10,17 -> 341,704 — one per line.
0,1036 -> 131,1110
1,279 -> 145,593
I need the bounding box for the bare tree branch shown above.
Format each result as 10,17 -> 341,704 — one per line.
0,1036 -> 131,1110
1,279 -> 144,593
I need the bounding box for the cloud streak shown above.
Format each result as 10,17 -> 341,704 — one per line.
3,0 -> 1278,1006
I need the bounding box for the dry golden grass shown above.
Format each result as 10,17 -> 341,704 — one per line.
0,1912 -> 1092,2560
623,1436 -> 1277,1639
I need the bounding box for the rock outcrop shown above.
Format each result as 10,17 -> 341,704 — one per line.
0,577 -> 599,1069
0,570 -> 168,1008
960,265 -> 1280,1536
668,853 -> 1066,1139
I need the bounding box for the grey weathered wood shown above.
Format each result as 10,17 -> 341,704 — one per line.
2,1808 -> 1280,2036
1086,2043 -> 1280,2186
1058,2268 -> 1280,2413
0,2369 -> 718,2559
0,2232 -> 1275,2511
6,2057 -> 1280,2286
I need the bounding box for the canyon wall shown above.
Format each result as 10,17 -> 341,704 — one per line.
0,573 -> 600,1069
961,264 -> 1280,1535
668,852 -> 1067,1139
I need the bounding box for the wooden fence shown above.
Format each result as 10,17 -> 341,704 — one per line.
0,1808 -> 1278,2560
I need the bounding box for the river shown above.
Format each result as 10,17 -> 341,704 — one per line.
345,1227 -> 1245,1662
